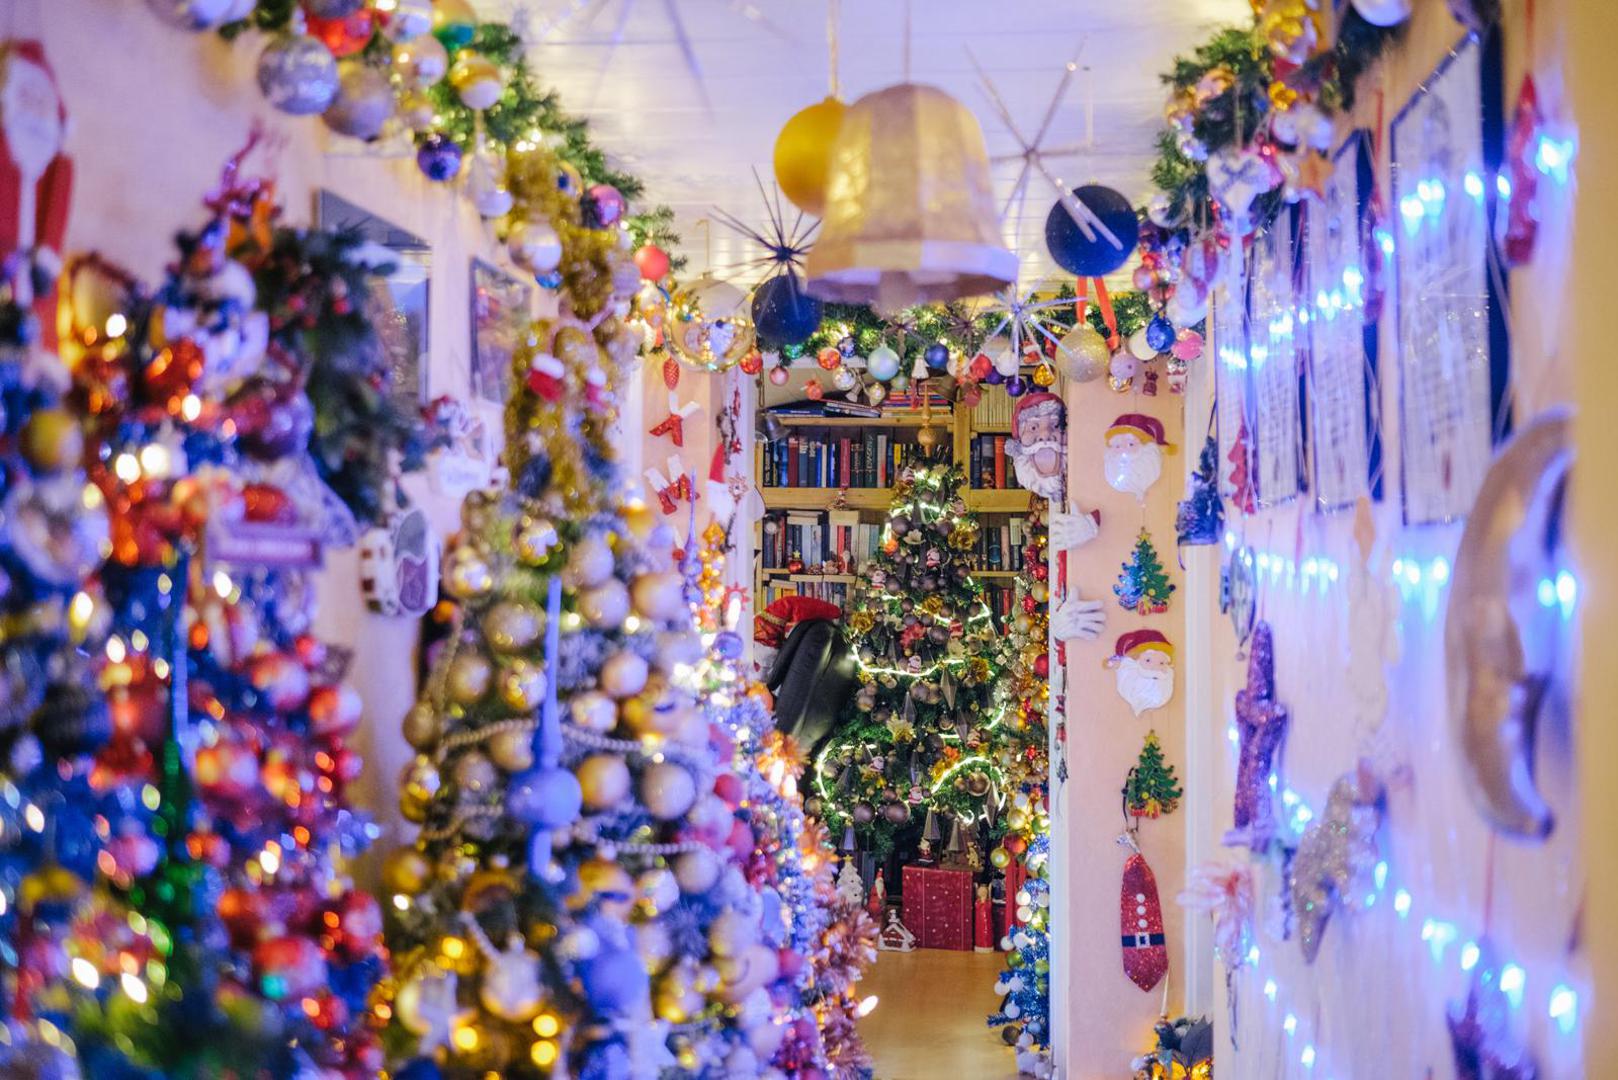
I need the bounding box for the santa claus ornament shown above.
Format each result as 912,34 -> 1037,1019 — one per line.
1104,413 -> 1175,500
1106,630 -> 1175,717
1117,832 -> 1168,992
0,40 -> 74,348
1006,390 -> 1067,500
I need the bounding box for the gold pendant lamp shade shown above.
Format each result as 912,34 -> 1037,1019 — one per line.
806,82 -> 1017,311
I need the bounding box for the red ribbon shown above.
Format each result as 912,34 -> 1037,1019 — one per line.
1073,277 -> 1120,350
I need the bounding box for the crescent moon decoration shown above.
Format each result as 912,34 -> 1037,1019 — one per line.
1444,408 -> 1573,841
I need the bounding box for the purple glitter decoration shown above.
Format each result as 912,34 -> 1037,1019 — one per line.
1447,939 -> 1539,1079
1222,621 -> 1288,849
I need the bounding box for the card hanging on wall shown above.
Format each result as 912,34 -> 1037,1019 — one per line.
1305,131 -> 1382,510
1248,212 -> 1304,508
1212,244 -> 1250,504
1390,33 -> 1511,525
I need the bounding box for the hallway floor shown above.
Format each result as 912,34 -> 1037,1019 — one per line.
855,948 -> 1020,1080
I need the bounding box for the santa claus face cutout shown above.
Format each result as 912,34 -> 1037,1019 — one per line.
1106,630 -> 1175,716
1007,391 -> 1067,500
1104,413 -> 1174,501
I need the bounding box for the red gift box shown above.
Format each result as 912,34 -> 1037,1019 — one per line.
901,864 -> 974,950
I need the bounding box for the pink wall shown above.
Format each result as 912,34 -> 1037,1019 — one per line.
1051,382 -> 1187,1075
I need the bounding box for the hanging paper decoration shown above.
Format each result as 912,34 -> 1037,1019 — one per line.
1124,731 -> 1183,818
1104,413 -> 1175,501
1445,410 -> 1571,841
1223,622 -> 1289,849
1175,423 -> 1225,548
1289,761 -> 1385,963
1118,836 -> 1168,992
1223,545 -> 1258,650
644,455 -> 697,515
1178,860 -> 1257,1050
1113,528 -> 1176,615
1227,413 -> 1257,515
805,83 -> 1016,308
1106,630 -> 1175,718
1248,220 -> 1302,506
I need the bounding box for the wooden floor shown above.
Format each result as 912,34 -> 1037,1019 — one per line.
855,948 -> 1020,1080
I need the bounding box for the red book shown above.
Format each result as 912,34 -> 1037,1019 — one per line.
901,864 -> 974,950
787,436 -> 800,488
994,436 -> 1007,489
840,438 -> 851,487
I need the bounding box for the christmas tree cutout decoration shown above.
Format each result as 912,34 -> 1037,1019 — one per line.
1114,528 -> 1176,614
1125,731 -> 1183,818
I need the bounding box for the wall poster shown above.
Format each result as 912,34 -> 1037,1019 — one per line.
1247,213 -> 1303,508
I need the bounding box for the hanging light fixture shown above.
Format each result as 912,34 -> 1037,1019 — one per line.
806,82 -> 1017,310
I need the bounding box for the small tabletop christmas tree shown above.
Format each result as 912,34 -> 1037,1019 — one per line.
1125,731 -> 1183,819
1114,528 -> 1176,615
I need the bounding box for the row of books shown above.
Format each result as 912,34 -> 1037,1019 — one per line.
761,432 -> 933,489
760,509 -> 878,572
761,579 -> 851,611
970,518 -> 1030,572
968,434 -> 1023,491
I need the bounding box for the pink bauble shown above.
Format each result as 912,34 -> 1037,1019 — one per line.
634,243 -> 670,281
1172,329 -> 1205,361
768,365 -> 791,386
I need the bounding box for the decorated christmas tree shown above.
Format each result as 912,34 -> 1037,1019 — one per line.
1114,528 -> 1176,615
989,833 -> 1053,1079
810,464 -> 1003,855
1125,731 -> 1183,819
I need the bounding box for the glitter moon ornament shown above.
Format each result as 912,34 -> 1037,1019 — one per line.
1045,184 -> 1140,277
321,63 -> 394,140
866,344 -> 901,382
256,34 -> 340,116
507,221 -> 563,275
449,53 -> 504,110
773,96 -> 846,215
1057,325 -> 1109,382
391,35 -> 448,88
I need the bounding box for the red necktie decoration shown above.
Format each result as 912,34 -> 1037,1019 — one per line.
644,456 -> 698,516
1119,832 -> 1168,992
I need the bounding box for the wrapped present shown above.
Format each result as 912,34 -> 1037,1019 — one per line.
901,863 -> 973,950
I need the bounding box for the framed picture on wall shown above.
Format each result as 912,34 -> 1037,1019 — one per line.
1247,206 -> 1304,509
1389,33 -> 1510,525
315,191 -> 431,411
470,259 -> 532,404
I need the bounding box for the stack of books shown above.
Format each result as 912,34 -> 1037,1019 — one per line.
761,432 -> 931,489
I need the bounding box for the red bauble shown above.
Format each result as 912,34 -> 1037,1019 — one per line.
305,10 -> 375,57
712,772 -> 745,808
307,684 -> 363,737
1003,834 -> 1028,856
739,349 -> 763,376
634,244 -> 671,281
1033,652 -> 1049,678
816,346 -> 841,371
803,378 -> 824,401
329,891 -> 383,957
768,364 -> 791,386
241,483 -> 297,525
143,338 -> 204,409
219,886 -> 269,948
1020,594 -> 1038,615
194,739 -> 260,803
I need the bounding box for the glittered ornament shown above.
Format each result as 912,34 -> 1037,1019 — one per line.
444,545 -> 494,599
1144,314 -> 1175,353
751,274 -> 823,348
416,133 -> 463,181
804,378 -> 824,401
1119,840 -> 1168,992
1223,622 -> 1289,849
1290,762 -> 1384,963
257,34 -> 340,116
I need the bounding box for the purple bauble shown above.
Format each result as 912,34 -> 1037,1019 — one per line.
1005,375 -> 1029,397
508,766 -> 582,829
984,367 -> 1006,385
713,631 -> 744,661
416,134 -> 463,181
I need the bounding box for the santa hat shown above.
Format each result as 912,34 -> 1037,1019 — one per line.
755,595 -> 843,647
1109,629 -> 1173,662
1106,413 -> 1174,450
1012,390 -> 1064,428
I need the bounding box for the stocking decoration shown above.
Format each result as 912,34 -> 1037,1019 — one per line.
1118,833 -> 1168,992
648,393 -> 701,447
1223,621 -> 1289,849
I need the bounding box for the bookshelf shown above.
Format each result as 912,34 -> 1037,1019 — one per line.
753,388 -> 1038,621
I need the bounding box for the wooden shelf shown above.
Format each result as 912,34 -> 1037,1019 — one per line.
760,487 -> 896,511
965,489 -> 1035,513
769,412 -> 947,429
761,569 -> 857,583
975,569 -> 1019,578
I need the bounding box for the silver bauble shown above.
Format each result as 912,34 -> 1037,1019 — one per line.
256,35 -> 340,117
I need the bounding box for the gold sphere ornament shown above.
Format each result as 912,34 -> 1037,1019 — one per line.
391,35 -> 448,89
577,753 -> 632,811
989,846 -> 1011,869
485,600 -> 543,652
515,518 -> 561,566
448,53 -> 503,110
773,96 -> 846,215
638,867 -> 681,912
446,650 -> 493,704
452,750 -> 498,794
1006,808 -> 1028,831
487,728 -> 534,772
599,650 -> 650,699
498,659 -> 547,712
569,690 -> 617,733
1032,361 -> 1056,388
578,579 -> 631,629
399,756 -> 442,822
630,571 -> 688,622
573,856 -> 635,914
444,545 -> 495,601
382,847 -> 433,894
401,702 -> 441,750
1057,324 -> 1110,383
563,534 -> 616,589
917,425 -> 943,451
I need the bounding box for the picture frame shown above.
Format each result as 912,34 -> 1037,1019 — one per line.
470,258 -> 532,405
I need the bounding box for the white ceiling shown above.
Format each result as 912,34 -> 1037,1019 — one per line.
491,0 -> 1247,287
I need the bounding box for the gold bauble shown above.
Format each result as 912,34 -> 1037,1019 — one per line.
1032,362 -> 1056,388
382,848 -> 433,894
572,856 -> 635,913
391,35 -> 448,90
448,53 -> 503,111
402,702 -> 441,750
397,89 -> 437,131
773,96 -> 846,215
515,518 -> 561,566
444,545 -> 495,601
570,690 -> 617,733
498,659 -> 547,712
655,973 -> 705,1024
446,651 -> 493,704
599,650 -> 650,699
563,534 -> 615,589
989,846 -> 1011,869
399,756 -> 442,822
452,750 -> 498,794
578,579 -> 631,629
576,753 -> 632,811
487,727 -> 535,771
485,600 -> 543,652
1057,325 -> 1110,382
629,571 -> 687,622
1006,808 -> 1029,831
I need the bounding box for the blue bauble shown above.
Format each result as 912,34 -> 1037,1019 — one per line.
714,631 -> 744,661
509,766 -> 583,829
579,945 -> 650,1017
394,1060 -> 443,1080
1145,314 -> 1175,353
924,343 -> 948,370
517,454 -> 553,499
1004,375 -> 1029,397
415,134 -> 463,182
1044,184 -> 1140,277
536,270 -> 564,290
751,273 -> 822,347
838,335 -> 857,358
866,344 -> 901,382
983,367 -> 1006,386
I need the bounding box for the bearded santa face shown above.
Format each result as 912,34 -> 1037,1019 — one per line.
1113,650 -> 1174,716
1104,431 -> 1163,499
1009,401 -> 1066,499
